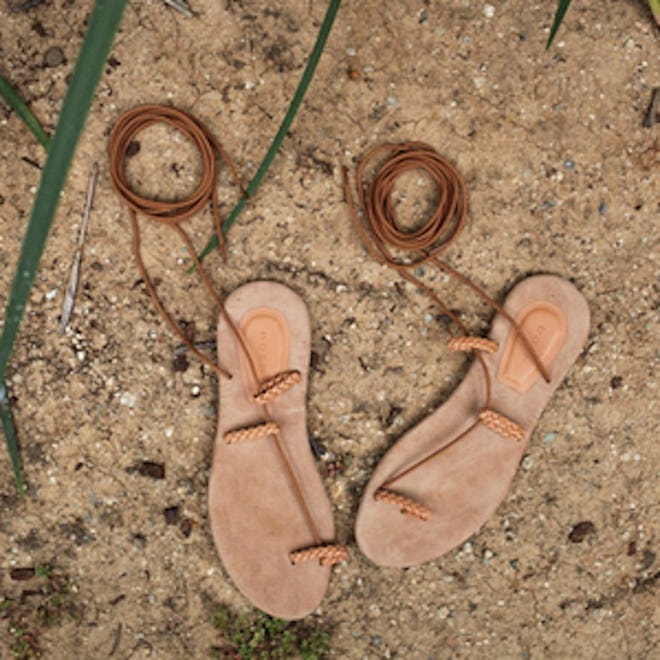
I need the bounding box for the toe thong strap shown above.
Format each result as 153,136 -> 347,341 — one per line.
223,421 -> 280,445
253,370 -> 302,404
479,409 -> 525,442
374,488 -> 431,521
447,336 -> 498,354
290,543 -> 347,566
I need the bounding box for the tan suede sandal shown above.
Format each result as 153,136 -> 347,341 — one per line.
342,143 -> 590,567
208,281 -> 346,619
354,275 -> 589,566
108,110 -> 345,619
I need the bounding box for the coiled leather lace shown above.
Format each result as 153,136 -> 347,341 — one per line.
343,142 -> 549,517
109,105 -> 345,565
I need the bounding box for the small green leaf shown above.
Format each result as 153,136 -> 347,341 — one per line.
0,73 -> 51,150
649,0 -> 660,24
547,0 -> 573,49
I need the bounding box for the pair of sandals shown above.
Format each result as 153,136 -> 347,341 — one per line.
108,111 -> 590,620
209,275 -> 589,620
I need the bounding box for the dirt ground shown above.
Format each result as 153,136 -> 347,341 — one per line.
0,0 -> 658,657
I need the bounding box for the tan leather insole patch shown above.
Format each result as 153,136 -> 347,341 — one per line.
497,302 -> 567,393
238,307 -> 290,397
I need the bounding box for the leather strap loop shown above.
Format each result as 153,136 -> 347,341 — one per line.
374,488 -> 431,521
290,544 -> 348,566
253,370 -> 302,404
447,336 -> 498,354
223,421 -> 280,445
479,409 -> 525,442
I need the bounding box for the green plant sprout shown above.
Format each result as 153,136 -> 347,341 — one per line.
0,74 -> 51,150
548,0 -> 660,48
211,605 -> 330,659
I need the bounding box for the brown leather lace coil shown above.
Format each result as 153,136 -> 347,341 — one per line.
108,104 -> 247,378
109,105 -> 345,566
343,142 -> 550,520
346,142 -> 467,267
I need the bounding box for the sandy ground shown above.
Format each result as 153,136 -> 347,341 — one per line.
0,0 -> 658,657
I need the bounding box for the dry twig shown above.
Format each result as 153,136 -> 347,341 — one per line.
59,163 -> 98,333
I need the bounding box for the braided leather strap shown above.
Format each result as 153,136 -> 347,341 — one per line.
253,370 -> 302,405
447,336 -> 498,354
479,409 -> 525,442
290,544 -> 348,566
223,421 -> 280,445
374,488 -> 431,521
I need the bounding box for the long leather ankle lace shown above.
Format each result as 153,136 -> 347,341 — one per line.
342,142 -> 550,521
109,105 -> 345,565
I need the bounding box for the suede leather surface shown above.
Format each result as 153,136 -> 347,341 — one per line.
355,275 -> 590,567
208,282 -> 335,620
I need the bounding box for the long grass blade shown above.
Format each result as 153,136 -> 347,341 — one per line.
0,72 -> 52,150
547,0 -> 573,49
196,0 -> 342,263
0,0 -> 128,491
0,385 -> 23,497
649,0 -> 660,25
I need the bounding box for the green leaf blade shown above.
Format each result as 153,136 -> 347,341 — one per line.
0,386 -> 24,497
196,0 -> 342,263
0,0 -> 129,491
0,73 -> 52,150
547,0 -> 574,49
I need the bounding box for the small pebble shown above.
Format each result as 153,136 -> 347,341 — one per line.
190,384 -> 201,397
610,376 -> 623,389
119,392 -> 136,407
568,520 -> 596,543
387,95 -> 400,108
179,518 -> 192,538
126,140 -> 141,157
598,201 -> 607,215
484,5 -> 495,18
43,46 -> 65,68
172,354 -> 189,373
564,159 -> 575,170
543,432 -> 557,442
163,505 -> 180,525
201,404 -> 216,419
137,461 -> 165,480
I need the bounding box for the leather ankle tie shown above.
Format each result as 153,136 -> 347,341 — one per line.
109,105 -> 346,566
343,142 -> 549,521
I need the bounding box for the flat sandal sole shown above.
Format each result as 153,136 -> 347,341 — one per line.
208,281 -> 335,619
355,275 -> 590,567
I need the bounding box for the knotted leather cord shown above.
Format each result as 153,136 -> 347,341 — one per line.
109,105 -> 344,565
342,142 -> 550,507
